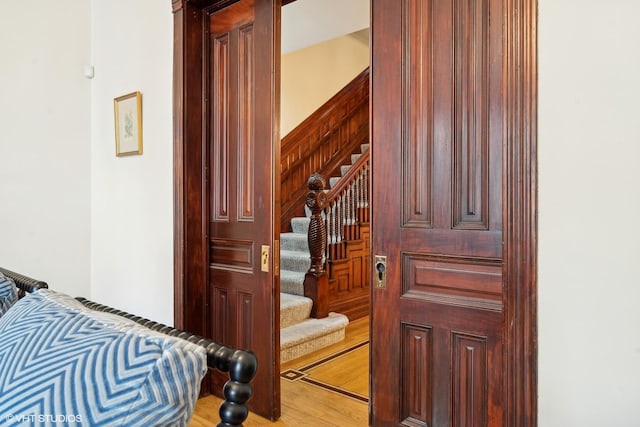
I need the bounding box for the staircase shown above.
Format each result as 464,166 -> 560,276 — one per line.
280,214 -> 347,364
279,143 -> 369,363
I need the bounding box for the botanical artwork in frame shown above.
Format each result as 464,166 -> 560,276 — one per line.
114,91 -> 143,156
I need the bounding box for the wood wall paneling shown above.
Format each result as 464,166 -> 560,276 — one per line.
325,235 -> 370,320
280,69 -> 369,231
330,260 -> 350,294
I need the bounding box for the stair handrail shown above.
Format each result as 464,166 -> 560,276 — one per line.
303,150 -> 370,318
324,148 -> 370,204
321,150 -> 370,261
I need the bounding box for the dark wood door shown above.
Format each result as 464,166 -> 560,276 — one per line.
173,0 -> 281,420
206,0 -> 280,420
370,0 -> 536,425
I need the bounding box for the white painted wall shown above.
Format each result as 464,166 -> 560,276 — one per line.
538,1 -> 640,425
90,0 -> 174,324
282,0 -> 369,54
281,33 -> 369,136
0,1 -> 91,296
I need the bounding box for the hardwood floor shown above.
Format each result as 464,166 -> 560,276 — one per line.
189,316 -> 370,426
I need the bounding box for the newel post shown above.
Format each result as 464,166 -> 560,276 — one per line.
303,173 -> 329,318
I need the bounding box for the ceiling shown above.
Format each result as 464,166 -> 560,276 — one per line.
281,0 -> 370,54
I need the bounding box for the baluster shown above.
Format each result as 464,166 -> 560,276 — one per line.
362,167 -> 367,222
353,178 -> 357,223
335,199 -> 340,255
327,204 -> 331,262
357,170 -> 362,223
349,182 -> 355,238
360,167 -> 365,223
354,170 -> 361,226
338,195 -> 344,245
324,204 -> 329,261
350,175 -> 355,230
346,184 -> 352,239
364,163 -> 369,222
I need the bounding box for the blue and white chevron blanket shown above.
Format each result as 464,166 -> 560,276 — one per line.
0,272 -> 19,318
0,289 -> 207,426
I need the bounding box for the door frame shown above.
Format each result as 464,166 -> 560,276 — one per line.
172,0 -> 282,420
172,0 -> 537,423
172,0 -> 208,340
501,0 -> 537,423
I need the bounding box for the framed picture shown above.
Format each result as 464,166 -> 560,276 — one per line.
114,91 -> 143,156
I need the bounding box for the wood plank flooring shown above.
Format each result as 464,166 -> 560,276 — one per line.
189,316 -> 370,426
297,344 -> 369,398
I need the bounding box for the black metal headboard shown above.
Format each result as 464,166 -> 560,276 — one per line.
0,267 -> 257,427
0,267 -> 48,297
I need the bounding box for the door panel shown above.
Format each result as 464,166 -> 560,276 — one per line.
208,1 -> 258,350
206,0 -> 280,420
371,0 -> 504,425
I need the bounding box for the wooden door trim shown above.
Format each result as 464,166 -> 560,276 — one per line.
503,0 -> 537,424
173,0 -> 207,337
173,0 -> 282,420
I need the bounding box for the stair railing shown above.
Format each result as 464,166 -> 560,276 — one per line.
303,150 -> 370,318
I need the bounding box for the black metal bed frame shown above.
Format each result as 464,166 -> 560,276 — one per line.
0,267 -> 257,427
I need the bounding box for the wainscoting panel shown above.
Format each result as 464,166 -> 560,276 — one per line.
401,323 -> 433,427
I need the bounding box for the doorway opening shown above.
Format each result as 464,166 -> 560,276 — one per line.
277,0 -> 371,423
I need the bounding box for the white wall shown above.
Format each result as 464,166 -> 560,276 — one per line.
282,0 -> 369,54
538,1 -> 640,425
90,0 -> 174,324
281,33 -> 369,136
0,1 -> 91,296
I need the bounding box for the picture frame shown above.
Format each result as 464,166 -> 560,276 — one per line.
114,91 -> 143,156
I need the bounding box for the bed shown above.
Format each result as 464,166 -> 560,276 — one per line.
0,267 -> 256,427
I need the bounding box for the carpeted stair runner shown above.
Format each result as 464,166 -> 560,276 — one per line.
279,143 -> 369,363
280,313 -> 349,363
280,215 -> 349,363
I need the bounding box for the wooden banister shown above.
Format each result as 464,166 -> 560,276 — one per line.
303,174 -> 329,318
280,67 -> 369,232
303,150 -> 370,318
325,147 -> 370,206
